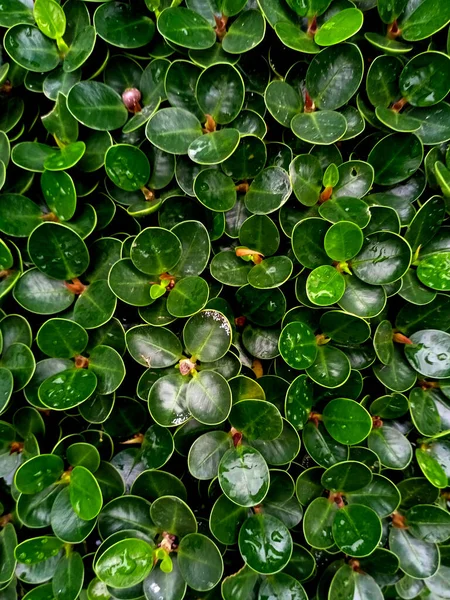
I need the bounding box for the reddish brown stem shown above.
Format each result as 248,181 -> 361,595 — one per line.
0,514 -> 13,527
0,82 -> 12,94
235,248 -> 264,264
202,114 -> 217,133
235,316 -> 246,328
391,511 -> 407,529
393,332 -> 413,345
252,359 -> 263,379
307,15 -> 318,36
349,559 -> 362,573
418,380 -> 440,390
141,187 -> 155,201
214,14 -> 228,41
0,270 -> 11,279
391,97 -> 408,113
10,441 -> 24,454
40,212 -> 59,222
315,333 -> 330,346
309,411 -> 323,427
230,427 -> 243,447
74,355 -> 89,369
121,433 -> 144,445
320,187 -> 333,203
372,415 -> 383,429
387,20 -> 401,39
65,278 -> 87,295
304,91 -> 316,113
159,532 -> 177,552
235,182 -> 249,193
328,491 -> 345,508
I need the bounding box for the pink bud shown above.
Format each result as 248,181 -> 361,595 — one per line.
122,88 -> 142,113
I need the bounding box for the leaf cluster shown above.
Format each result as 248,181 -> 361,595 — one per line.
0,0 -> 450,599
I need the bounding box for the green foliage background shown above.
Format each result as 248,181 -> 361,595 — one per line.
0,0 -> 450,598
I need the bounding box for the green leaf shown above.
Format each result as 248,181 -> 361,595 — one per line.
289,154 -> 322,207
15,536 -> 64,565
307,44 -> 364,111
306,345 -> 351,388
400,51 -> 450,107
51,486 -> 97,543
285,374 -> 314,430
40,171 -> 76,221
187,370 -> 231,425
183,309 -> 232,362
230,399 -> 282,440
321,460 -> 372,492
188,129 -> 240,165
239,513 -> 292,574
306,265 -> 346,306
4,25 -> 60,72
188,430 -> 233,480
405,329 -> 450,378
0,0 -> 34,27
291,111 -> 347,145
94,2 -> 155,49
346,473 -> 401,518
303,421 -> 348,468
52,551 -> 84,600
28,223 -> 89,280
389,527 -> 439,578
146,108 -> 203,155
34,0 -> 66,40
352,232 -> 412,285
151,495 -> 197,538
324,221 -> 364,261
194,169 -> 237,212
157,7 -> 215,50
15,454 -> 63,494
0,194 -> 42,237
148,373 -> 190,427
167,276 -> 209,317
315,9 -> 364,46
210,494 -> 248,545
417,252 -> 450,291
279,322 -> 317,369
67,82 -> 128,131
265,81 -> 303,127
39,368 -> 97,410
398,0 -> 450,41
303,497 -> 338,549
69,464 -> 102,520
245,166 -> 292,215
368,133 -> 423,185
178,533 -> 223,591
36,318 -> 87,359
322,399 -> 372,445
368,424 -> 412,469
95,538 -> 154,588
320,311 -> 370,345
105,144 -> 150,192
218,445 -> 269,507
332,504 -> 382,557
329,564 -> 383,600
370,392 -> 408,419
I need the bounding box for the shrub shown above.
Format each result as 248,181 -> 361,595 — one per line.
0,0 -> 449,598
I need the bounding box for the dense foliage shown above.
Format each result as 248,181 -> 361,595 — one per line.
0,0 -> 450,598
